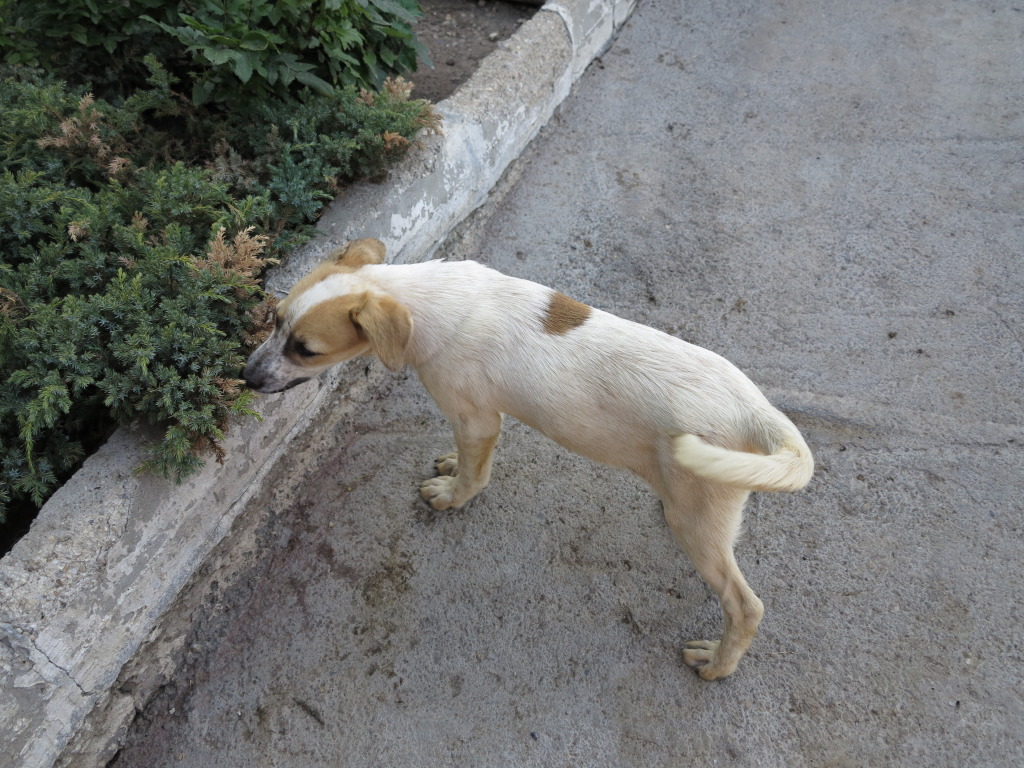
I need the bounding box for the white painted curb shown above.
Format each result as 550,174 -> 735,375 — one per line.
0,1 -> 635,766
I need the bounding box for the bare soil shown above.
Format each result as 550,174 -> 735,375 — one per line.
410,0 -> 539,103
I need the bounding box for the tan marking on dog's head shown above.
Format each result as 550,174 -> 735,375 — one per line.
276,238 -> 385,311
543,291 -> 592,334
288,291 -> 413,372
288,295 -> 371,367
275,239 -> 386,317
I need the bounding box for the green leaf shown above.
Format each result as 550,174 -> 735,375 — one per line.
367,0 -> 421,25
192,79 -> 214,105
410,35 -> 433,68
202,47 -> 234,66
180,13 -> 223,36
293,70 -> 335,96
239,32 -> 272,52
232,52 -> 255,83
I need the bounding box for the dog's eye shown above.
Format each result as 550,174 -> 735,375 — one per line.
293,340 -> 318,358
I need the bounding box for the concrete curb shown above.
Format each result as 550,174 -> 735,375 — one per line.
0,1 -> 635,766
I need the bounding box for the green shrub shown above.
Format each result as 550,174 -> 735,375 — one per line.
0,156 -> 275,516
210,77 -> 439,228
0,0 -> 427,109
0,63 -> 440,528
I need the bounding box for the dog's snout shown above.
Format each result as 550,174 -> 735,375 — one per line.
242,364 -> 264,392
241,363 -> 312,394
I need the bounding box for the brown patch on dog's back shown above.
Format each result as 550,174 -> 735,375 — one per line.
543,291 -> 592,335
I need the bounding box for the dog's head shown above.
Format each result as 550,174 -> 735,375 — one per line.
243,238 -> 413,394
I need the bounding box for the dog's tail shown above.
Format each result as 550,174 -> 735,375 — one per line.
673,419 -> 813,493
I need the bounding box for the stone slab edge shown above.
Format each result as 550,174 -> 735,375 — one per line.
0,1 -> 635,767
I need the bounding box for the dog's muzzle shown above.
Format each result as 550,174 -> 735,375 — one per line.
242,366 -> 311,394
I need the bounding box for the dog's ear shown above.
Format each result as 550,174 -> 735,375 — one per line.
330,238 -> 387,268
350,293 -> 412,371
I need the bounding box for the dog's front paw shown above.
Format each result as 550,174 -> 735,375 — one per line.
682,640 -> 733,680
435,452 -> 459,476
420,475 -> 461,510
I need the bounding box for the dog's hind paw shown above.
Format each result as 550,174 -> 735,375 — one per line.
682,640 -> 733,680
420,475 -> 461,510
435,452 -> 459,476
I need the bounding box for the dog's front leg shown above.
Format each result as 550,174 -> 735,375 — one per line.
420,410 -> 502,510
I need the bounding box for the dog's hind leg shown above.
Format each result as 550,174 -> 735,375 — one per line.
661,478 -> 764,680
420,410 -> 502,510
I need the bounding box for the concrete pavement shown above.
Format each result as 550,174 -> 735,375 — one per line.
112,0 -> 1023,766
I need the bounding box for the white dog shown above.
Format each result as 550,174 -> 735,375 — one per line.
244,238 -> 813,679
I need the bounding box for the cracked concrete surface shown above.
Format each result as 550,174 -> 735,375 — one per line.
111,0 -> 1022,765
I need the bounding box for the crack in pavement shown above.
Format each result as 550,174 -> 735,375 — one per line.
2,621 -> 91,698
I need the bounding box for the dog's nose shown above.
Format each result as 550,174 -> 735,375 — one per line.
242,364 -> 264,391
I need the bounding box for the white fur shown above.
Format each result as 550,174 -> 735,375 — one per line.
288,271 -> 375,321
244,254 -> 814,680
